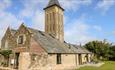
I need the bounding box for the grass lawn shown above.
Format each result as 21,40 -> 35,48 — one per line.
77,61 -> 115,70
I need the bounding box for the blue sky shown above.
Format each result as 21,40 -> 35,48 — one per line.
0,0 -> 115,45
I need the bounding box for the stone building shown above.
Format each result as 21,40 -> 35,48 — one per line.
1,0 -> 92,70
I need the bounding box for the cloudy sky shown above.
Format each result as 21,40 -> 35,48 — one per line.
0,0 -> 115,45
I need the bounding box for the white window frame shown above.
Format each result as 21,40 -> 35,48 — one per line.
17,35 -> 26,45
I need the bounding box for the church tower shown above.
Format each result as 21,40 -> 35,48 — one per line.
44,0 -> 64,42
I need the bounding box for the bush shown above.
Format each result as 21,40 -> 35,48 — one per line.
0,50 -> 12,67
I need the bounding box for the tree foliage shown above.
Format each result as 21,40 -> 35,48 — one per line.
0,50 -> 12,66
84,40 -> 111,60
0,50 -> 12,58
109,45 -> 115,60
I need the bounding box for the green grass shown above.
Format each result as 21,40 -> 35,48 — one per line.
77,61 -> 115,70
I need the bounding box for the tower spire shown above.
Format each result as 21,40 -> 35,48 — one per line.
44,0 -> 64,11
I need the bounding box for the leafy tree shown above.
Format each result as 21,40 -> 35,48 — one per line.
84,40 -> 111,60
109,45 -> 115,60
0,50 -> 12,66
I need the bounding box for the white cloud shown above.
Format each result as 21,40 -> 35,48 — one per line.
64,15 -> 98,44
30,10 -> 44,31
96,0 -> 115,14
60,0 -> 92,11
0,0 -> 12,11
19,0 -> 47,19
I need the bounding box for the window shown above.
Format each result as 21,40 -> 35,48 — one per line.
18,35 -> 24,44
57,54 -> 61,64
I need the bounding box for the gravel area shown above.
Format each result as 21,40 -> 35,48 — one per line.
76,62 -> 104,69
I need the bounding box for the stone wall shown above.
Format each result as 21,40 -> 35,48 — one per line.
26,54 -> 78,70
28,53 -> 49,70
18,53 -> 92,70
19,52 -> 31,70
1,28 -> 16,50
47,54 -> 78,70
47,53 -> 91,70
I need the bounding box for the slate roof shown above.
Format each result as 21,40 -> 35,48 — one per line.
28,28 -> 91,54
66,44 -> 91,54
44,0 -> 64,11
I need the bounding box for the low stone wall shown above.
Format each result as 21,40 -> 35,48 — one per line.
28,54 -> 77,70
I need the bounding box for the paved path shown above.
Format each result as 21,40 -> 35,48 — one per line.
76,62 -> 104,69
0,67 -> 16,70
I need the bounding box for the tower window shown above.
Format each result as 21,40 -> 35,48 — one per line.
18,35 -> 24,44
50,13 -> 52,32
57,54 -> 61,64
53,12 -> 55,32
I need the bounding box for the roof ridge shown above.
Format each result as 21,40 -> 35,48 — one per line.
11,28 -> 17,31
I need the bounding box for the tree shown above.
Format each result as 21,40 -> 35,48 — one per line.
109,45 -> 115,60
0,50 -> 12,67
84,40 -> 111,60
